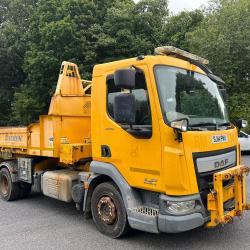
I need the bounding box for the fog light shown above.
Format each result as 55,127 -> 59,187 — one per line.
166,200 -> 196,215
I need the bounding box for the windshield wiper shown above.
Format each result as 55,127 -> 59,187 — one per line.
189,122 -> 217,131
217,122 -> 231,127
190,122 -> 217,127
190,122 -> 231,130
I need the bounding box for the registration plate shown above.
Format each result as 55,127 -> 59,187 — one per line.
212,135 -> 228,144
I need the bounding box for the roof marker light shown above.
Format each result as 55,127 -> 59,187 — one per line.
155,46 -> 209,65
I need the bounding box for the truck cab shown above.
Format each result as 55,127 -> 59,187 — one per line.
90,47 -> 248,234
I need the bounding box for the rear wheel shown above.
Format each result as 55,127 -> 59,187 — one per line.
91,182 -> 129,238
0,168 -> 20,201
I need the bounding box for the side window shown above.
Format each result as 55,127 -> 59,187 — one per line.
107,71 -> 152,126
84,85 -> 91,95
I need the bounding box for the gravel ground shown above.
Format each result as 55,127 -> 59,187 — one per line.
0,155 -> 250,250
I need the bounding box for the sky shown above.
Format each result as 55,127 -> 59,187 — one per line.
134,0 -> 210,14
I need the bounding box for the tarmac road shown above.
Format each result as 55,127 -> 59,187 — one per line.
0,155 -> 250,250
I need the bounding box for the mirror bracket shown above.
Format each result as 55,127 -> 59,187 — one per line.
174,129 -> 183,142
170,119 -> 188,143
235,119 -> 248,129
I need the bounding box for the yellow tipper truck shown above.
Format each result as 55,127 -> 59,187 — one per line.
0,46 -> 249,238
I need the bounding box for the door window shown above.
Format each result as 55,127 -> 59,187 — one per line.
107,71 -> 152,126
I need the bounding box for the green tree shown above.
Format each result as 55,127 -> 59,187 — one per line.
162,10 -> 204,51
12,0 -> 169,125
2,0 -> 221,126
0,0 -> 37,125
187,0 -> 250,126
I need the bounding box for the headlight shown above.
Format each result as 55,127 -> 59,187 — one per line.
166,200 -> 196,215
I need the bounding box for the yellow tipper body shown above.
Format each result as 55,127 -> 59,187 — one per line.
0,62 -> 91,164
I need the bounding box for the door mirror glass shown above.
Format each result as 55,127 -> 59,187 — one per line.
114,69 -> 136,89
235,119 -> 248,129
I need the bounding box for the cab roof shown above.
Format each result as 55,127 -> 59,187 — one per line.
93,55 -> 206,77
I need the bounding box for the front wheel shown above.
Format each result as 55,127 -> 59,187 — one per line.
91,182 -> 129,238
0,168 -> 20,201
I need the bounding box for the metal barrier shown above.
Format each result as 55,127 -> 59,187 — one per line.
206,165 -> 250,227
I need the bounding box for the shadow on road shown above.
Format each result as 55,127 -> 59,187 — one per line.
16,191 -> 249,250
2,156 -> 250,250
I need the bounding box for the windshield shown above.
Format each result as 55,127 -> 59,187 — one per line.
154,65 -> 229,129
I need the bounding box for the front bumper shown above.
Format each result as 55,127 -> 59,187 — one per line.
128,193 -> 209,234
158,213 -> 205,233
128,166 -> 250,234
158,165 -> 250,232
128,207 -> 207,234
157,193 -> 208,233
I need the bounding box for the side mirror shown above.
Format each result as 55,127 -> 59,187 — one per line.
220,88 -> 228,103
171,119 -> 188,132
235,119 -> 248,129
113,93 -> 136,124
114,69 -> 136,89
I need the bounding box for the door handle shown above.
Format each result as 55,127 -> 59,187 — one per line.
101,145 -> 111,157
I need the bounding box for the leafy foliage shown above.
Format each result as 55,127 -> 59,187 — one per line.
10,0 -> 169,124
0,0 -> 249,129
0,0 -> 38,125
187,0 -> 250,128
162,10 -> 204,51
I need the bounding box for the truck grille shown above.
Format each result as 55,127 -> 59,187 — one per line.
47,178 -> 59,197
193,146 -> 237,208
133,207 -> 159,217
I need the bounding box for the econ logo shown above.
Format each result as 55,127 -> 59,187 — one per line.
5,135 -> 23,142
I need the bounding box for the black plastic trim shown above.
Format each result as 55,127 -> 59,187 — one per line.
193,146 -> 236,159
193,146 -> 237,181
192,146 -> 237,208
193,146 -> 238,192
101,145 -> 112,158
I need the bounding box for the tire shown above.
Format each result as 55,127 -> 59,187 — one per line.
19,182 -> 32,199
91,182 -> 129,238
0,168 -> 20,201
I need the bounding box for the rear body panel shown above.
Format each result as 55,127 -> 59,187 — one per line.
0,62 -> 91,164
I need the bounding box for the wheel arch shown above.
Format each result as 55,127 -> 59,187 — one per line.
83,161 -> 142,218
83,174 -> 113,218
0,161 -> 18,183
